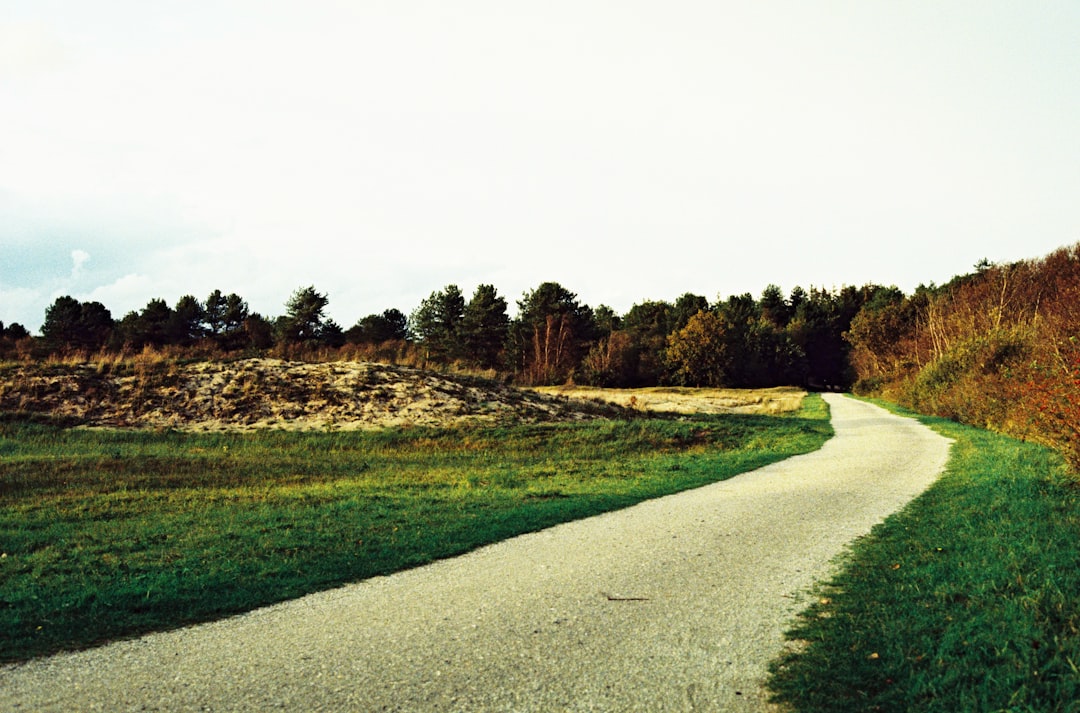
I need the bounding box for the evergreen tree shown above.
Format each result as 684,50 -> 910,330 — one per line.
592,305 -> 620,337
41,296 -> 114,352
218,293 -> 251,349
280,286 -> 330,344
170,295 -> 206,346
410,285 -> 466,361
379,308 -> 409,341
672,293 -> 709,330
3,322 -> 29,340
622,300 -> 675,385
511,282 -> 596,384
460,284 -> 509,368
243,313 -> 275,350
347,309 -> 409,344
759,284 -> 791,328
134,299 -> 174,348
205,290 -> 227,336
716,293 -> 762,386
321,319 -> 346,348
41,296 -> 84,350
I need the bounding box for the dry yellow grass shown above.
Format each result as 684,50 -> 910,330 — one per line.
531,385 -> 807,416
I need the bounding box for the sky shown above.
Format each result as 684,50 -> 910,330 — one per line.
2,1 -> 1079,333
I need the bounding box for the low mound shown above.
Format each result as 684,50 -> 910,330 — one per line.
0,358 -> 622,431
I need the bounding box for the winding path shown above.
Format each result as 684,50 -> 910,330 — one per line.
1,394 -> 952,711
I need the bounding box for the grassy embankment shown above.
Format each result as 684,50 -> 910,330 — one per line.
769,399 -> 1080,712
0,394 -> 830,663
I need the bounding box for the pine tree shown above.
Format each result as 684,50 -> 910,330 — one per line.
280,286 -> 330,344
460,284 -> 509,368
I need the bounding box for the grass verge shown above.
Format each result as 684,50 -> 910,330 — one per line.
0,394 -> 830,663
768,399 -> 1080,713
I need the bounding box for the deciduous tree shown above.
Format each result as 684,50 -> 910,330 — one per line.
666,311 -> 730,386
580,331 -> 636,387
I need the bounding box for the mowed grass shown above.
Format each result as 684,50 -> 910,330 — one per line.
768,400 -> 1080,713
0,395 -> 830,663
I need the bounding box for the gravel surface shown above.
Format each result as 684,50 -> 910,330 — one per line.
0,394 -> 952,712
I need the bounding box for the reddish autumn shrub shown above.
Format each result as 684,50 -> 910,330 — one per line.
850,243 -> 1080,475
1019,348 -> 1080,470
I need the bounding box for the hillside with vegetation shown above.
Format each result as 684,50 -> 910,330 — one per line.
847,244 -> 1080,470
2,243 -> 1077,470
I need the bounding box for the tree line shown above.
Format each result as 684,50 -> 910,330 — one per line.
0,281 -> 889,390
3,244 -> 1078,470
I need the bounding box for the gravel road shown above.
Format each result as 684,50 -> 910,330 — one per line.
0,394 -> 952,712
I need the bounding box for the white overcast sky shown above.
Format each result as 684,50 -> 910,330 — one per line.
2,1 -> 1079,332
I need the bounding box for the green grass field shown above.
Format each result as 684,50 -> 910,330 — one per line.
768,400 -> 1080,712
0,395 -> 830,663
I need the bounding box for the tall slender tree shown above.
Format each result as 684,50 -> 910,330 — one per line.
511,282 -> 596,384
204,290 -> 227,336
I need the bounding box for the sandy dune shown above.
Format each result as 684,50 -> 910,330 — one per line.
1,359 -> 806,432
0,358 -> 623,431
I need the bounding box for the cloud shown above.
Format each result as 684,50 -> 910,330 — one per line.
70,249 -> 90,279
0,286 -> 41,331
83,273 -> 157,317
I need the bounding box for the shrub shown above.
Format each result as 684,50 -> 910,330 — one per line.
904,327 -> 1035,428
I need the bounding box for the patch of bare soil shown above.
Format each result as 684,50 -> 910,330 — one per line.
0,359 -> 624,432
